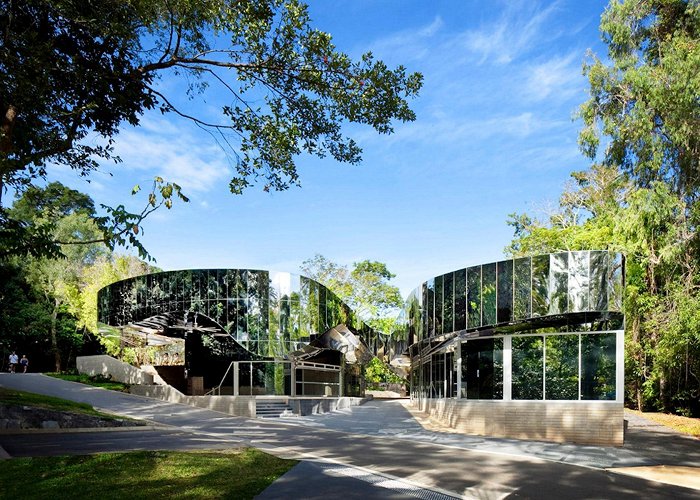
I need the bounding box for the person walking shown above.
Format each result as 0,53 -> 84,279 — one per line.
8,351 -> 18,373
20,355 -> 29,373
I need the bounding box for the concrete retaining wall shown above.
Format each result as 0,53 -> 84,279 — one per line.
413,398 -> 624,446
77,355 -> 153,385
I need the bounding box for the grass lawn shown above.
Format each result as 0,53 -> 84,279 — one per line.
628,409 -> 700,437
0,387 -> 124,420
46,372 -> 130,392
0,449 -> 297,499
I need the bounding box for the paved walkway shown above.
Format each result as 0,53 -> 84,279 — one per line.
1,374 -> 698,499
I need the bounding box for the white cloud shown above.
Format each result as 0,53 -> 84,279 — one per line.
522,52 -> 582,102
111,115 -> 232,193
459,2 -> 561,65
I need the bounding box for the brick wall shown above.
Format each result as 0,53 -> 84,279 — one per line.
413,398 -> 624,446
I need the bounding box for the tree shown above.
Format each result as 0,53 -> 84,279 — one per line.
1,0 -> 422,257
300,254 -> 403,334
578,0 -> 700,197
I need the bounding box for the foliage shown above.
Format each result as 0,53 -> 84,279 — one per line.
300,254 -> 403,333
0,449 -> 297,500
578,0 -> 700,196
46,372 -> 131,392
1,0 -> 421,259
0,183 -> 157,371
507,1 -> 700,416
364,356 -> 406,388
0,387 -> 123,419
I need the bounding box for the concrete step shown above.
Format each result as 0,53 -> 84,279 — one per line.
256,402 -> 296,418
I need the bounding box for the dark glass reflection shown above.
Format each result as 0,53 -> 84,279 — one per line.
482,263 -> 497,326
462,338 -> 503,399
467,266 -> 481,328
545,335 -> 579,400
497,260 -> 513,323
512,336 -> 544,400
581,333 -> 616,400
443,273 -> 454,333
550,253 -> 568,315
513,257 -> 531,320
454,269 -> 467,331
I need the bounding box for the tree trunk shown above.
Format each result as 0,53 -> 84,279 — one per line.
50,297 -> 61,371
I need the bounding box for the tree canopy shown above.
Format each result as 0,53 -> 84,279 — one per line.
509,0 -> 700,417
1,0 -> 422,201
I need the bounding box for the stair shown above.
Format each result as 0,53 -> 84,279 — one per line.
256,400 -> 296,418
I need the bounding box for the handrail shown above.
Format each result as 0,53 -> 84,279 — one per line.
204,361 -> 235,396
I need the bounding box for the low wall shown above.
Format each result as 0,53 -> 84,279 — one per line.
77,355 -> 153,385
293,396 -> 371,415
413,398 -> 624,446
129,385 -> 257,418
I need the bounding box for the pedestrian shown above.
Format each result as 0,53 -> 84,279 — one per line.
20,354 -> 29,373
8,351 -> 18,373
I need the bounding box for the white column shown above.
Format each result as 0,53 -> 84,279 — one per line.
233,362 -> 239,396
616,330 -> 625,403
503,335 -> 512,401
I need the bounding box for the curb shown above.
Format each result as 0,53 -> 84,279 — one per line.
0,425 -> 168,435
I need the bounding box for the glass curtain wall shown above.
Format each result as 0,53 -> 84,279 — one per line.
99,269 -> 374,360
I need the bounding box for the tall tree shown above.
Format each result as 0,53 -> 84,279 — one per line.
578,0 -> 700,196
1,0 -> 422,258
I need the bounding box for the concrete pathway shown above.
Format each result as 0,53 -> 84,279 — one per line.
1,374 -> 698,499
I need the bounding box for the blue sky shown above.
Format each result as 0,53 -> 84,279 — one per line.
50,0 -> 609,296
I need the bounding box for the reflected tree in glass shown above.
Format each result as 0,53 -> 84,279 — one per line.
482,263 -> 497,325
581,333 -> 616,400
568,252 -> 589,312
467,266 -> 481,328
545,334 -> 579,400
549,253 -> 568,315
454,269 -> 466,331
513,257 -> 531,320
497,260 -> 513,323
512,336 -> 544,400
531,255 -> 549,316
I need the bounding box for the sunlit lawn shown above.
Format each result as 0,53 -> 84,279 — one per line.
46,372 -> 130,392
628,409 -> 700,437
0,449 -> 296,499
0,387 -> 122,420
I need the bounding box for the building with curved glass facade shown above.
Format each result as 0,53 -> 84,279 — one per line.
97,269 -> 376,397
394,251 -> 625,445
97,251 -> 625,445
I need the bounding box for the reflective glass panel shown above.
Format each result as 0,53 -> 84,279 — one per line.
512,336 -> 544,400
454,269 -> 467,331
467,266 -> 481,328
435,275 -> 444,336
443,273 -> 454,333
482,263 -> 497,325
426,279 -> 435,336
513,257 -> 531,320
461,338 -> 503,399
581,333 -> 616,400
568,251 -> 589,312
532,255 -> 549,316
589,251 -> 608,311
545,334 -> 579,400
549,253 -> 568,315
497,260 -> 513,323
609,253 -> 624,311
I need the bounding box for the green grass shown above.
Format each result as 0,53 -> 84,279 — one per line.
0,449 -> 297,499
627,409 -> 700,437
46,372 -> 130,392
0,387 -> 123,421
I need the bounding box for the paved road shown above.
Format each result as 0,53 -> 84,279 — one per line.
1,374 -> 698,499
